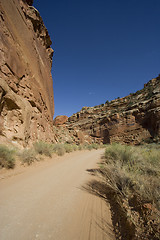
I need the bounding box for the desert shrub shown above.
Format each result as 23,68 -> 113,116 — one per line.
0,144 -> 16,169
78,145 -> 83,150
64,144 -> 73,153
90,143 -> 99,150
72,144 -> 79,151
105,143 -> 134,167
83,143 -> 100,150
34,141 -> 52,157
52,144 -> 66,156
104,143 -> 160,209
19,148 -> 37,165
64,144 -> 79,152
85,144 -> 93,151
145,86 -> 154,99
87,143 -> 160,239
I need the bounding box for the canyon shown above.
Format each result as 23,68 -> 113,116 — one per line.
0,1 -> 160,240
0,0 -> 160,147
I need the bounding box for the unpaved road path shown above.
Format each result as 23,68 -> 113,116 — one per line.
0,149 -> 115,240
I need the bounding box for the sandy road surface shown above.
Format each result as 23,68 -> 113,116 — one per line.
0,149 -> 115,240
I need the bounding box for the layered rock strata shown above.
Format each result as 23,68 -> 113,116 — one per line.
55,76 -> 160,145
0,0 -> 54,146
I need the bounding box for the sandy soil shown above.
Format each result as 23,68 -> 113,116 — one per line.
0,149 -> 115,240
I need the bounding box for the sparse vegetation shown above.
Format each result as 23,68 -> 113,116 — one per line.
78,145 -> 83,150
104,143 -> 160,209
135,89 -> 143,95
51,144 -> 66,156
0,142 -> 102,169
0,144 -> 16,169
89,143 -> 99,150
34,141 -> 52,157
145,86 -> 154,99
64,143 -> 74,153
72,144 -> 79,151
91,143 -> 160,239
19,148 -> 38,165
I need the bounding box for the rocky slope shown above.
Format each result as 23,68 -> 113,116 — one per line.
0,0 -> 54,146
54,76 -> 160,145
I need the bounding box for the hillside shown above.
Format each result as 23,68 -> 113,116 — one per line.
54,76 -> 160,145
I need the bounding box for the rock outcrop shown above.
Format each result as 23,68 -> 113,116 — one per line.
0,0 -> 54,146
53,115 -> 68,126
57,76 -> 160,145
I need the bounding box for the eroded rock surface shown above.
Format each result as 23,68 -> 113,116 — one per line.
53,115 -> 68,126
0,0 -> 54,146
58,77 -> 160,145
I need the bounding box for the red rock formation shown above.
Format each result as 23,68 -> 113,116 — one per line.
0,0 -> 54,146
0,0 -> 159,147
66,76 -> 160,145
53,115 -> 68,126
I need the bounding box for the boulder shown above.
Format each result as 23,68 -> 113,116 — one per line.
53,116 -> 68,126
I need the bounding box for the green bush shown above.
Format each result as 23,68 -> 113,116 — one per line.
0,145 -> 16,169
34,141 -> 52,157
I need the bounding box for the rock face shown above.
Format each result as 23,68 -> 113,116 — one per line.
53,115 -> 68,126
0,0 -> 54,146
62,76 -> 160,145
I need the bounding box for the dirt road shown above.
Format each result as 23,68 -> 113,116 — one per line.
0,149 -> 115,240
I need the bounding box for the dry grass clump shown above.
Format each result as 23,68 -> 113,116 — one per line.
72,144 -> 79,151
52,144 -> 66,156
34,141 -> 52,157
19,148 -> 38,165
52,143 -> 80,155
78,145 -> 83,150
104,143 -> 160,209
84,143 -> 100,150
98,143 -> 160,239
0,144 -> 16,169
52,143 -> 100,155
63,144 -> 74,153
0,142 -> 102,169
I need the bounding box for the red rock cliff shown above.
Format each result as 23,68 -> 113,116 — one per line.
66,77 -> 160,145
0,0 -> 54,146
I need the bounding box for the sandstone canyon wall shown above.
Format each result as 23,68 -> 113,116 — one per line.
0,0 -> 54,146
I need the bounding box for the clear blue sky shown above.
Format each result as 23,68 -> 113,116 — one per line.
34,0 -> 160,118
